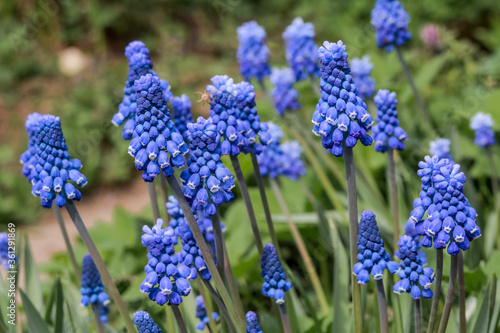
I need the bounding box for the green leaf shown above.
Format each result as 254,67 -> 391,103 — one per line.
471,273 -> 497,333
23,235 -> 44,313
20,289 -> 51,333
54,278 -> 64,333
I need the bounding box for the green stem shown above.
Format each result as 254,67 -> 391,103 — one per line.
388,149 -> 400,251
427,249 -> 443,333
211,213 -> 225,278
65,201 -> 136,332
159,175 -> 170,224
487,147 -> 499,204
309,76 -> 321,98
196,278 -> 218,333
375,279 -> 389,333
258,80 -> 273,105
438,255 -> 458,333
222,241 -> 245,320
202,279 -> 237,333
342,145 -> 362,333
172,305 -> 188,333
458,252 -> 466,333
415,299 -> 422,333
52,205 -> 80,284
91,303 -> 105,333
147,182 -> 161,222
278,303 -> 293,333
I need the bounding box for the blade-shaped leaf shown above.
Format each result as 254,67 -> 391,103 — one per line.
19,289 -> 51,333
471,273 -> 496,333
54,278 -> 64,333
23,235 -> 44,313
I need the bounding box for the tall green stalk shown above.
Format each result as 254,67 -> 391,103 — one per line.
147,182 -> 161,221
52,205 -> 80,284
202,278 -> 238,333
279,303 -> 293,333
211,213 -> 225,277
196,278 -> 218,333
487,147 -> 499,204
415,299 -> 422,333
388,149 -> 400,251
458,252 -> 466,333
427,249 -> 444,333
438,255 -> 458,333
172,305 -> 188,333
375,279 -> 389,333
92,303 -> 106,333
159,175 -> 171,224
222,242 -> 245,320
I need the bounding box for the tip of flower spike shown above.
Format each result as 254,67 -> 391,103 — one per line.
125,40 -> 149,59
470,111 -> 494,130
237,21 -> 266,40
283,17 -> 315,40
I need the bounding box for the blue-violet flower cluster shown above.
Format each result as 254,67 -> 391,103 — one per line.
371,0 -> 412,51
429,138 -> 452,161
270,67 -> 301,116
0,233 -> 15,270
134,311 -> 162,333
172,94 -> 194,141
470,112 -> 496,148
20,112 -> 42,180
80,254 -> 110,323
246,311 -> 263,333
261,243 -> 292,304
372,89 -> 408,152
350,56 -> 375,100
237,21 -> 271,82
195,295 -> 219,331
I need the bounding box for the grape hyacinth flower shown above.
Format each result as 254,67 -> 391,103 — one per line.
270,67 -> 301,116
237,21 -> 271,82
391,235 -> 434,299
246,311 -> 263,333
180,117 -> 236,216
112,41 -> 173,140
260,244 -> 292,304
195,295 -> 219,331
282,17 -> 319,81
128,74 -> 189,182
350,56 -> 375,100
311,40 -> 373,157
410,156 -> 481,255
470,112 -> 496,148
140,219 -> 196,306
20,112 -> 42,180
0,233 -> 15,270
371,0 -> 412,51
172,94 -> 193,141
28,115 -> 87,208
134,311 -> 162,333
80,254 -> 110,323
372,90 -> 408,152
429,138 -> 452,161
353,211 -> 398,284
396,220 -> 427,265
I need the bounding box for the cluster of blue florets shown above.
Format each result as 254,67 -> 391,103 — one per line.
429,138 -> 453,161
128,74 -> 189,181
350,56 -> 375,100
29,115 -> 87,208
140,219 -> 196,306
134,311 -> 162,333
237,21 -> 271,82
270,67 -> 301,116
353,211 -> 398,284
312,41 -> 373,157
282,17 -> 319,81
180,117 -> 236,216
195,295 -> 219,331
112,41 -> 173,140
396,220 -> 427,265
0,233 -> 15,270
246,311 -> 263,333
20,112 -> 42,179
391,235 -> 434,299
470,112 -> 496,148
372,90 -> 408,152
261,244 -> 292,304
80,254 -> 110,323
371,0 -> 412,51
410,156 -> 481,255
172,94 -> 194,141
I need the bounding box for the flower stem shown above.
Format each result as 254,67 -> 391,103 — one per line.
165,175 -> 246,331
458,252 -> 466,333
202,278 -> 238,333
270,178 -> 329,314
487,147 -> 499,204
414,299 -> 422,333
196,278 -> 218,333
64,201 -> 136,333
427,249 -> 443,333
342,145 -> 363,333
278,303 -> 293,333
91,303 -> 105,333
375,279 -> 389,333
223,241 -> 246,320
395,46 -> 433,130
159,175 -> 171,224
172,305 -> 188,333
309,76 -> 321,98
438,254 -> 458,333
258,80 -> 273,105
52,205 -> 80,284
211,213 -> 225,278
230,155 -> 264,255
147,182 -> 161,222
388,149 -> 400,251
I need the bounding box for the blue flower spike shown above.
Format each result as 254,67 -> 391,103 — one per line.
195,295 -> 219,331
410,156 -> 481,255
113,41 -> 173,140
282,17 -> 319,81
270,67 -> 301,116
470,112 -> 496,148
371,0 -> 412,51
372,89 -> 408,153
351,56 -> 375,100
172,94 -> 194,141
134,311 -> 162,333
128,73 -> 189,182
237,21 -> 271,82
20,112 -> 42,180
29,115 -> 87,208
429,138 -> 452,161
0,233 -> 16,270
246,311 -> 264,333
312,40 -> 373,157
80,254 -> 110,323
260,244 -> 292,304
390,235 -> 434,299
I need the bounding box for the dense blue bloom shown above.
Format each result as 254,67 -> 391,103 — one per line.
410,156 -> 481,255
372,90 -> 408,152
195,295 -> 219,331
112,41 -> 173,140
353,211 -> 398,284
172,94 -> 194,141
371,0 -> 412,51
20,112 -> 42,180
390,235 -> 434,299
280,141 -> 307,180
246,311 -> 263,333
128,74 -> 189,182
134,311 -> 162,333
282,17 -> 319,81
261,244 -> 292,303
180,117 -> 235,216
237,21 -> 271,82
28,115 -> 87,208
312,41 -> 373,157
80,254 -> 110,323
470,112 -> 496,148
0,233 -> 16,270
350,56 -> 375,100
429,138 -> 452,161
270,67 -> 301,116
140,219 -> 196,306
396,220 -> 427,266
